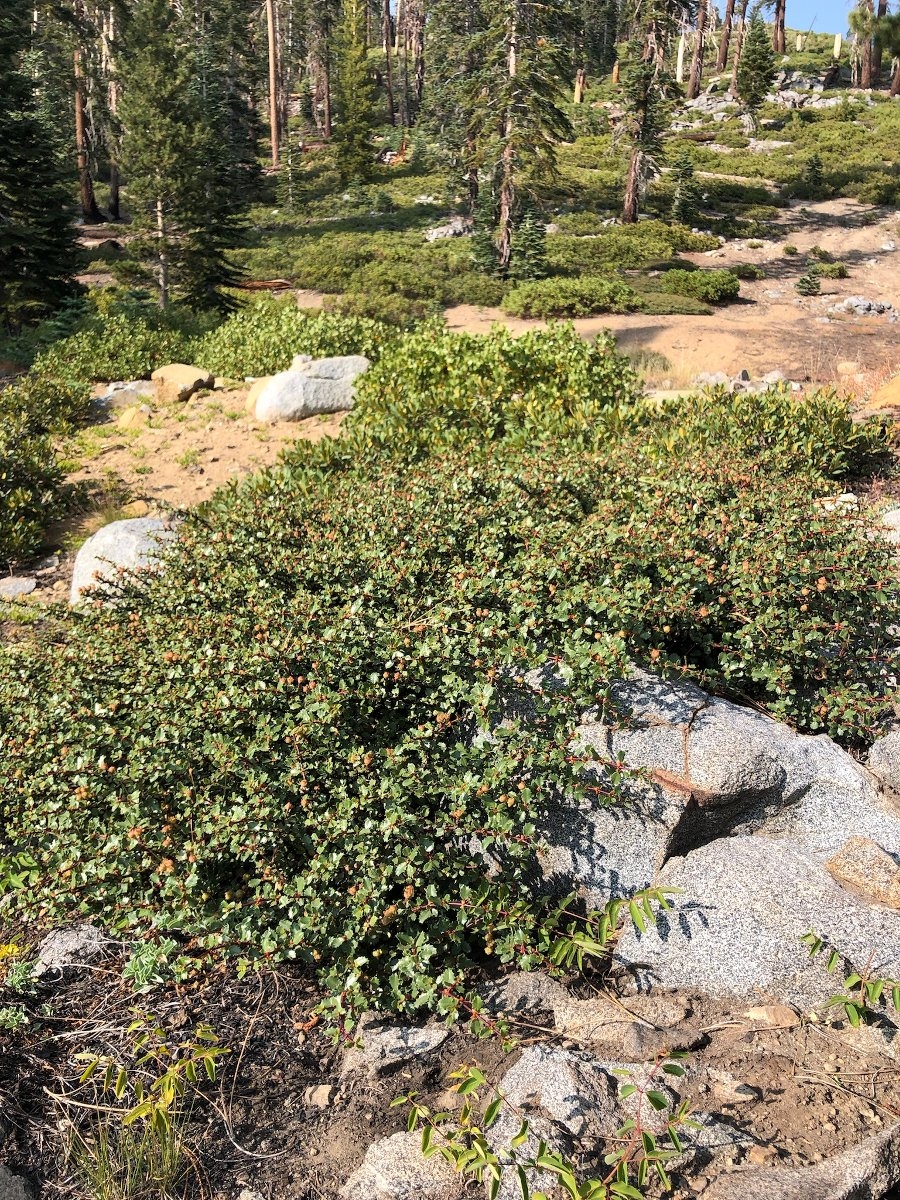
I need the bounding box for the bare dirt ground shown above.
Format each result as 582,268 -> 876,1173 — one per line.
446,199 -> 900,388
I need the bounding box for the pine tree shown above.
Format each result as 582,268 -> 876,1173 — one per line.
736,11 -> 776,130
0,9 -> 78,328
509,209 -> 548,281
670,151 -> 702,225
118,0 -> 246,311
333,0 -> 377,184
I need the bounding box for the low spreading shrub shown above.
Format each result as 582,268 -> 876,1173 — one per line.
0,414 -> 63,565
0,430 -> 895,1016
810,261 -> 848,279
501,277 -> 640,318
731,262 -> 766,281
191,298 -> 395,377
325,290 -> 435,327
655,269 -> 741,304
32,312 -> 196,383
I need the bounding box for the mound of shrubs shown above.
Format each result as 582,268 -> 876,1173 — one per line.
0,314 -> 893,1019
501,277 -> 640,319
655,269 -> 741,304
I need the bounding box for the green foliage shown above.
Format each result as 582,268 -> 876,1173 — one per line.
62,1017 -> 227,1200
731,262 -> 765,281
669,152 -> 702,227
471,181 -> 500,276
0,9 -> 78,328
655,269 -> 740,304
509,210 -> 549,283
795,272 -> 821,296
332,0 -> 377,184
397,1054 -> 694,1199
32,313 -> 195,384
190,299 -> 395,377
802,931 -> 900,1027
502,277 -> 641,318
736,14 -> 777,130
810,260 -> 848,279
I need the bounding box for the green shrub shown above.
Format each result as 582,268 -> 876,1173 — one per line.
0,431 -> 895,1017
0,413 -> 63,565
795,273 -> 821,296
810,260 -> 848,279
1,374 -> 92,435
325,290 -> 435,327
731,262 -> 765,281
501,277 -> 640,318
32,313 -> 194,383
783,244 -> 799,256
443,273 -> 508,308
656,269 -> 741,304
634,292 -> 713,316
191,298 -> 395,377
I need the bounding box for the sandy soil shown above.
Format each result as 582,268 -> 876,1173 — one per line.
445,199 -> 900,387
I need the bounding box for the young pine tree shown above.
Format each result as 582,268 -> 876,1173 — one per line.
333,0 -> 377,184
736,12 -> 776,130
118,0 -> 246,311
509,209 -> 548,281
670,151 -> 702,226
0,9 -> 78,328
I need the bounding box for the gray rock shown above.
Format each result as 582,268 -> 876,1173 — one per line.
828,296 -> 893,316
703,1120 -> 900,1199
423,216 -> 472,242
70,518 -> 178,604
340,1131 -> 461,1199
534,668 -> 885,906
342,1013 -> 449,1077
254,356 -> 370,422
0,1167 -> 31,1200
761,369 -> 786,384
616,837 -> 900,1007
33,923 -> 110,977
878,508 -> 900,546
0,577 -> 36,601
737,368 -> 751,382
868,731 -> 900,792
693,371 -> 732,388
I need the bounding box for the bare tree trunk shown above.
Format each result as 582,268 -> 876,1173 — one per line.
892,57 -> 900,95
156,197 -> 169,309
861,0 -> 874,87
382,0 -> 395,123
872,0 -> 888,81
687,0 -> 708,99
323,32 -> 333,137
622,151 -> 642,223
496,11 -> 517,271
266,0 -> 280,166
729,0 -> 750,95
716,0 -> 735,71
772,0 -> 786,53
573,66 -> 586,102
74,1 -> 103,223
106,5 -> 120,220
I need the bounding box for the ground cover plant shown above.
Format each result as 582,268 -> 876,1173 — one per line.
0,324 -> 894,1026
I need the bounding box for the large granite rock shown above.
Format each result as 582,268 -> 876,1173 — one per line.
342,1013 -> 449,1078
869,729 -> 900,791
254,355 -> 370,422
535,669 -> 885,907
150,363 -> 214,403
70,517 -> 178,603
616,836 -> 900,1007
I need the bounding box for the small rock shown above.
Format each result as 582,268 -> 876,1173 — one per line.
33,923 -> 109,977
117,403 -> 151,430
33,555 -> 60,575
237,1191 -> 265,1200
761,369 -> 786,384
423,216 -> 472,242
150,363 -> 214,404
826,835 -> 900,909
747,1145 -> 778,1165
303,1083 -> 334,1107
882,241 -> 897,252
121,500 -> 150,519
709,1070 -> 761,1105
737,368 -> 751,382
340,1131 -> 460,1199
0,577 -> 37,601
743,1003 -> 799,1028
0,1166 -> 32,1200
342,1014 -> 449,1077
818,491 -> 858,513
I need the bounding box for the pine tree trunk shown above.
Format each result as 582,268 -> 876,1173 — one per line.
687,0 -> 708,100
73,3 -> 103,225
573,67 -> 586,102
772,0 -> 786,53
106,6 -> 120,221
109,163 -> 120,221
716,0 -> 736,71
892,57 -> 900,95
382,0 -> 395,123
496,12 -> 518,272
622,151 -> 641,223
323,38 -> 333,138
156,197 -> 169,310
266,0 -> 280,166
872,0 -> 888,81
729,0 -> 750,95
